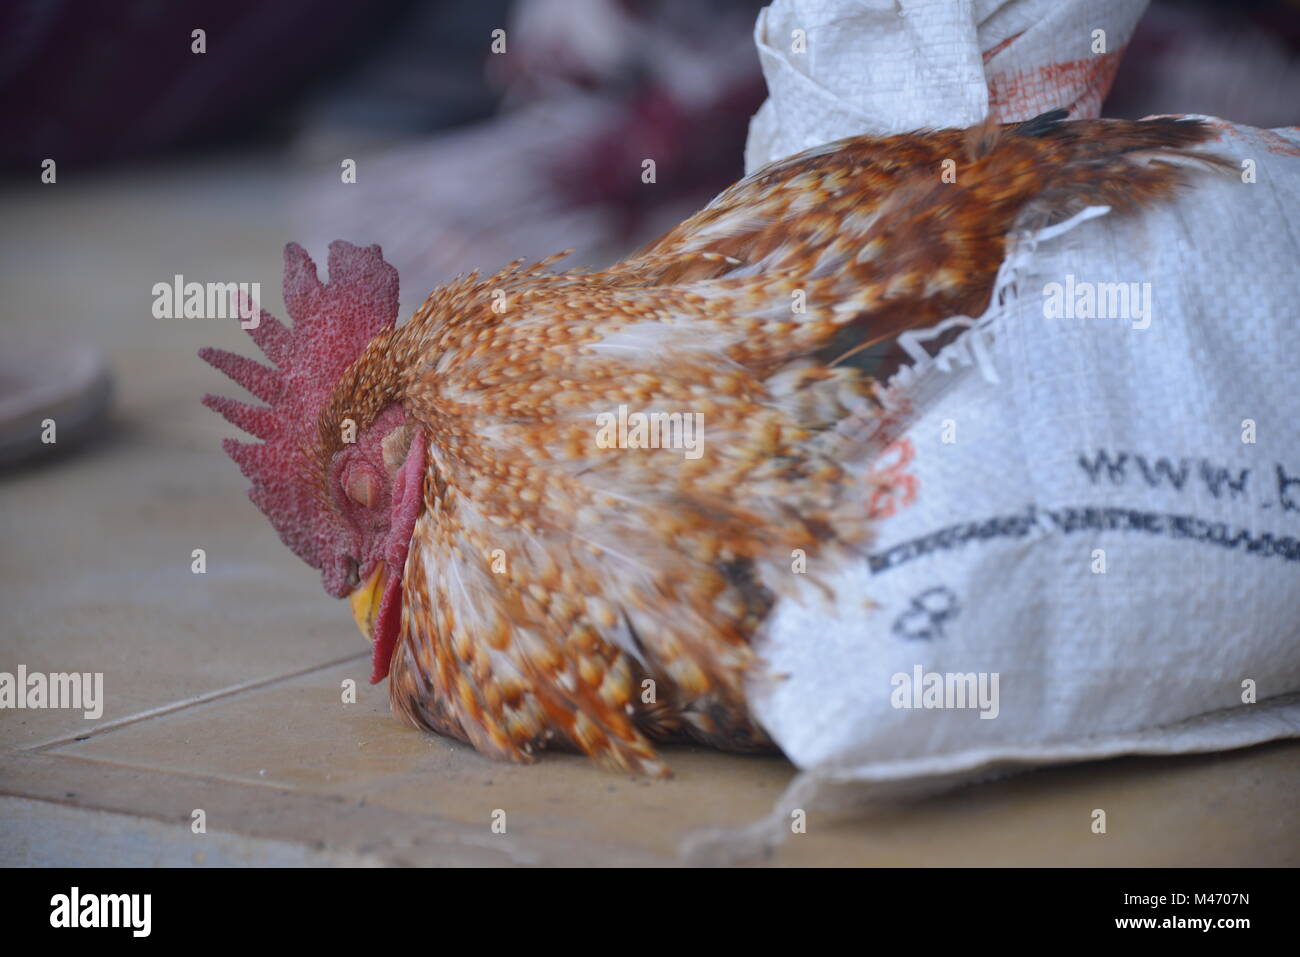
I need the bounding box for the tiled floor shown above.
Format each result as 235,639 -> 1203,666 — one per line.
2,157 -> 1297,867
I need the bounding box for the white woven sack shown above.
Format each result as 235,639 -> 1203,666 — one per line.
738,0 -> 1300,791
752,121 -> 1300,789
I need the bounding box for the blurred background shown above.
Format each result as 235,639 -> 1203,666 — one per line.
3,0 -> 1298,317
1,0 -> 1299,866
2,0 -> 1298,460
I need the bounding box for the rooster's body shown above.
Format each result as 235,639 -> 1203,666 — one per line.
203,112 -> 1225,774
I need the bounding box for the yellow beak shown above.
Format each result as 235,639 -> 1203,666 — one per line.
349,564 -> 388,644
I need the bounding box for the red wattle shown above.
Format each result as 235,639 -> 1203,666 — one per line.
369,430 -> 428,684
369,568 -> 404,683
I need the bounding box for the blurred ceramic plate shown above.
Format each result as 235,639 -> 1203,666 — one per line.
0,343 -> 113,467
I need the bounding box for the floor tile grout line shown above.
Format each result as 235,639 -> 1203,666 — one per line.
2,749 -> 323,795
0,755 -> 545,866
23,651 -> 369,752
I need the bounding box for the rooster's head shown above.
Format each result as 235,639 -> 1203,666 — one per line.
200,242 -> 424,683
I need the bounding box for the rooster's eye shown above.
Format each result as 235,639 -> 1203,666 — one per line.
344,466 -> 381,509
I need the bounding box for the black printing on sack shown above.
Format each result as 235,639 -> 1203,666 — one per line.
891,586 -> 961,641
868,504 -> 1300,575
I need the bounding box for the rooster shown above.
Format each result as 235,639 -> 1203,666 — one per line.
202,112 -> 1225,775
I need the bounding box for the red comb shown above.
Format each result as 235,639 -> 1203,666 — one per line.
200,242 -> 399,593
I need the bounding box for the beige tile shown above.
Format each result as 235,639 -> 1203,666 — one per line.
0,433 -> 365,748
1,162 -> 291,456
35,661 -> 1300,866
0,157 -> 365,748
0,748 -> 583,867
0,796 -> 378,867
43,661 -> 791,864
